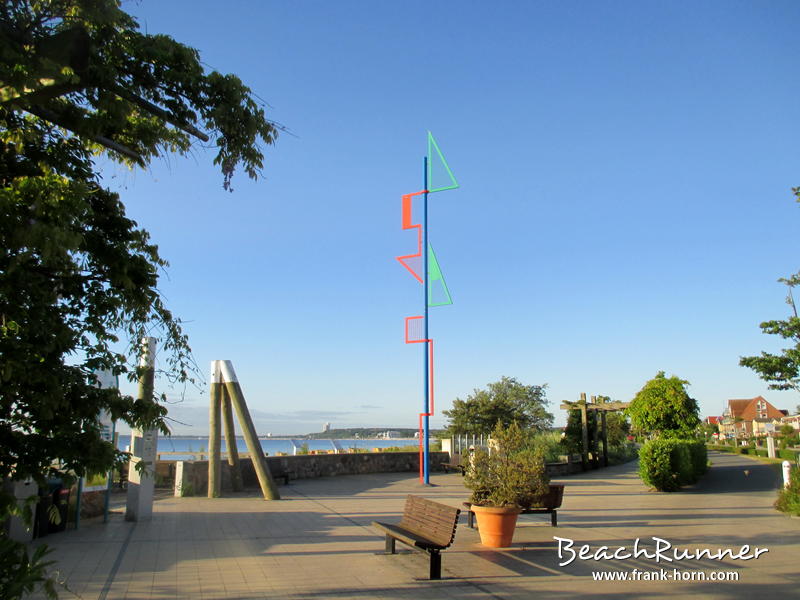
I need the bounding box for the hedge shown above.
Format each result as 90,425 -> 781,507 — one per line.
639,439 -> 707,492
707,445 -> 799,462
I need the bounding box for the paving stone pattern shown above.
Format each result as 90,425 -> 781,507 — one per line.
29,452 -> 800,599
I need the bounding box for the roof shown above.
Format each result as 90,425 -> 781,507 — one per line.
726,397 -> 764,417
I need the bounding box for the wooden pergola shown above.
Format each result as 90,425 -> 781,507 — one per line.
560,393 -> 629,470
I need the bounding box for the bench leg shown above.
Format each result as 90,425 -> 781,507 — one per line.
551,510 -> 557,527
467,510 -> 474,529
429,550 -> 441,580
385,535 -> 396,554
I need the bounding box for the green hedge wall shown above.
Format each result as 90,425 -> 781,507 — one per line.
706,445 -> 799,462
639,439 -> 707,492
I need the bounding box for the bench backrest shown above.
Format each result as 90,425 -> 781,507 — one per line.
399,495 -> 460,548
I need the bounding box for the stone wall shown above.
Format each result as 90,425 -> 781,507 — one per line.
173,451 -> 449,497
545,461 -> 583,476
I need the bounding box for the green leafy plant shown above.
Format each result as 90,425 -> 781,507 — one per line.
464,421 -> 549,508
775,466 -> 800,516
0,538 -> 58,600
626,372 -> 700,438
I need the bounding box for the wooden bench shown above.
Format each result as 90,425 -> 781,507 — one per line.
372,495 -> 460,580
441,453 -> 466,475
463,484 -> 564,528
269,469 -> 294,485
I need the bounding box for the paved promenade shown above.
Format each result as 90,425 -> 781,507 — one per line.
32,452 -> 799,599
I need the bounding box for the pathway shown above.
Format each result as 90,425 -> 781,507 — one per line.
29,451 -> 799,599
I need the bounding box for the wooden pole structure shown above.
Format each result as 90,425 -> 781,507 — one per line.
590,395 -> 600,469
221,386 -> 243,492
561,397 -> 630,472
579,393 -> 589,471
600,410 -> 609,467
218,360 -> 280,500
208,362 -> 222,498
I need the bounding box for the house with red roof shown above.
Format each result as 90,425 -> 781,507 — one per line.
719,396 -> 787,439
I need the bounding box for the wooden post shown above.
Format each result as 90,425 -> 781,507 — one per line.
580,393 -> 589,471
221,386 -> 243,492
208,362 -> 222,498
219,360 -> 280,500
590,395 -> 600,469
600,410 -> 609,467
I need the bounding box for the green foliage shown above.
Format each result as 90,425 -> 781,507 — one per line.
1,0 -> 277,487
0,538 -> 58,600
626,372 -> 700,438
443,376 -> 553,435
464,421 -> 549,508
297,443 -> 310,455
638,439 -> 707,492
530,431 -> 565,463
740,188 -> 800,392
1,1 -> 278,595
607,443 -> 639,465
177,481 -> 194,497
775,466 -> 800,516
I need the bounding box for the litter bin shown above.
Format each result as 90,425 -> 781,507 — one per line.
32,479 -> 68,537
32,492 -> 52,539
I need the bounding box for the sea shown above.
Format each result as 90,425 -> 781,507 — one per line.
116,435 -> 419,459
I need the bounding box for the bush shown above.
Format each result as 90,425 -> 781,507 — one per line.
775,467 -> 800,516
532,431 -> 565,463
687,440 -> 708,480
464,422 -> 549,507
608,443 -> 639,465
639,439 -> 707,491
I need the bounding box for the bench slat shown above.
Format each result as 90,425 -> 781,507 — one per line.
401,496 -> 460,547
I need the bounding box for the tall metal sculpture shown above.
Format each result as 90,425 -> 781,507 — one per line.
396,133 -> 459,484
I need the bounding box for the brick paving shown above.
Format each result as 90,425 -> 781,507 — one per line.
29,452 -> 800,599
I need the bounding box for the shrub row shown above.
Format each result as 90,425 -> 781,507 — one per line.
706,445 -> 799,461
639,439 -> 707,492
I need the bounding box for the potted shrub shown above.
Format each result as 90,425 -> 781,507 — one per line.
464,421 -> 549,547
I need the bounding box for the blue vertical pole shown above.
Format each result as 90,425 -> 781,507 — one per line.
422,156 -> 430,485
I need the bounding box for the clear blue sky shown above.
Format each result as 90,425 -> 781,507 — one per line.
112,0 -> 800,435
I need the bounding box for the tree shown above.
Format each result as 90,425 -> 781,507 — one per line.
443,376 -> 553,435
1,1 -> 278,595
740,189 -> 800,392
626,372 -> 700,438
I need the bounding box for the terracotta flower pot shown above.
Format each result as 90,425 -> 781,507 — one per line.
471,505 -> 521,547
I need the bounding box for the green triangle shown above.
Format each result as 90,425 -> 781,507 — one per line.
427,132 -> 459,193
427,244 -> 453,307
